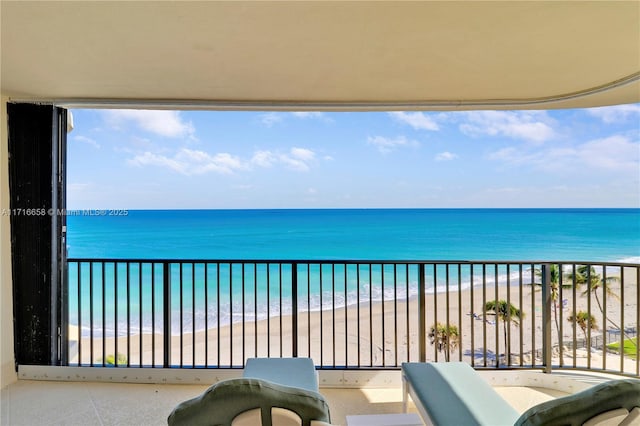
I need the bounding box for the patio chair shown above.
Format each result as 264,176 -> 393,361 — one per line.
402,362 -> 640,426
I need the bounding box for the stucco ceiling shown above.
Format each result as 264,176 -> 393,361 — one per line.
1,1 -> 639,110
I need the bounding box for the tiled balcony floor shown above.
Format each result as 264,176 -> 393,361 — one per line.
0,370 -> 617,425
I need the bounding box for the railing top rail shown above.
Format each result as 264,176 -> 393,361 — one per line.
66,258 -> 640,267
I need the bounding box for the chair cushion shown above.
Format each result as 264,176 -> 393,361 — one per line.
402,362 -> 520,426
515,379 -> 640,426
244,357 -> 319,392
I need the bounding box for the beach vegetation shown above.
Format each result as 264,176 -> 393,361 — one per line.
484,300 -> 523,366
99,353 -> 128,367
607,337 -> 638,360
567,311 -> 597,349
428,322 -> 459,362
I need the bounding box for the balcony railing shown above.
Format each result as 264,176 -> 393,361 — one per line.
65,259 -> 639,376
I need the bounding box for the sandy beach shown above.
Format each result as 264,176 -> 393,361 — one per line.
71,267 -> 638,374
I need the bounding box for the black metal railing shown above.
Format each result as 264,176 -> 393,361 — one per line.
65,259 -> 640,377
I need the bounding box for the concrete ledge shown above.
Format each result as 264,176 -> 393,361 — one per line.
18,365 -> 402,388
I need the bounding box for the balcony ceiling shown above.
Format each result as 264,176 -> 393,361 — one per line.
1,1 -> 639,111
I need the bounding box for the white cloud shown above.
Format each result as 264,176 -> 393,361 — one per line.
435,151 -> 458,161
388,112 -> 440,131
251,150 -> 277,167
586,104 -> 640,123
73,135 -> 100,149
129,149 -> 245,175
104,110 -> 195,138
279,147 -> 316,171
488,135 -> 639,176
291,112 -> 324,119
260,112 -> 284,126
290,147 -> 315,161
460,111 -> 556,143
130,145 -> 319,175
367,135 -> 419,153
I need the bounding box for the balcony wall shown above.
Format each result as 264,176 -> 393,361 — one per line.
0,95 -> 17,387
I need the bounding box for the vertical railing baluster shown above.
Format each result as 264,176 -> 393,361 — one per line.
602,265 -> 607,370
332,263 -> 336,366
267,263 -> 271,358
393,263 -> 398,367
381,264 -> 386,367
405,264 -> 410,363
151,263 -> 155,367
344,264 -> 348,367
217,263 -> 221,367
518,264 -> 523,366
101,262 -> 105,367
530,264 -> 536,367
433,264 -> 437,362
418,263 -> 426,363
586,265 -> 592,369
558,263 -> 564,367
506,264 -> 511,366
482,264 -> 487,367
163,262 -> 171,368
571,264 -> 577,367
542,263 -> 552,373
254,263 -> 258,358
241,263 -> 245,364
458,264 -> 462,362
139,262 -> 143,366
619,266 -> 624,373
192,263 -> 196,368
77,262 -> 82,365
369,264 -> 373,366
470,264 -> 475,368
114,262 -> 118,366
292,262 -> 298,358
126,263 -> 130,367
278,263 -> 283,358
494,264 -> 499,368
205,263 -> 209,367
356,263 -> 361,367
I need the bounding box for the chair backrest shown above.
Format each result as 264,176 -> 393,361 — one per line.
515,379 -> 640,426
167,378 -> 332,426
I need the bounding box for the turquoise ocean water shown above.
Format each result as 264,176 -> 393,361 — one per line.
67,208 -> 640,262
67,209 -> 640,336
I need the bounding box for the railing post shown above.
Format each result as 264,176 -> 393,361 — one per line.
292,262 -> 298,358
541,263 -> 552,373
418,263 -> 426,362
163,262 -> 171,368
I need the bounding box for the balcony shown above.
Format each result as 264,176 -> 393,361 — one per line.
61,259 -> 638,375
3,259 -> 638,425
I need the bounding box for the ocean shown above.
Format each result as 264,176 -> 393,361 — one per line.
66,209 -> 640,337
67,208 -> 640,262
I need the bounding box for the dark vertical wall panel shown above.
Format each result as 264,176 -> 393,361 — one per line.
7,103 -> 62,365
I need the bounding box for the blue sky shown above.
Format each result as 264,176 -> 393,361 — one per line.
67,105 -> 640,209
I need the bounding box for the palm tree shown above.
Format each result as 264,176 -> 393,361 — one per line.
484,300 -> 523,365
567,310 -> 597,349
570,265 -> 619,314
568,266 -> 634,349
428,322 -> 459,362
533,264 -> 576,352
